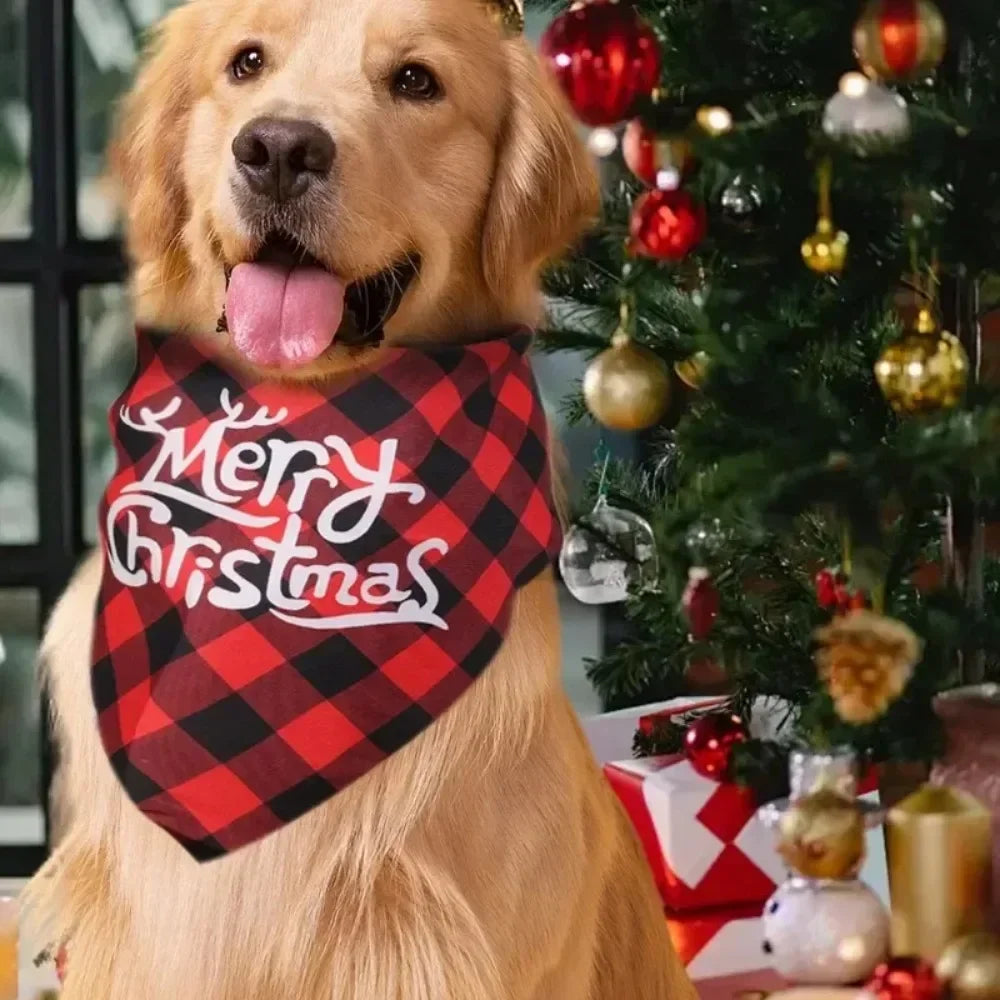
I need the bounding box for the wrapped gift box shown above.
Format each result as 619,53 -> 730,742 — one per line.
582,695 -> 788,767
595,698 -> 889,912
665,902 -> 771,981
606,754 -> 786,911
692,969 -> 787,1000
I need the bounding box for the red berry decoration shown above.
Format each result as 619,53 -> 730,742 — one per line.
622,119 -> 692,188
683,712 -> 748,781
682,567 -> 719,638
630,188 -> 707,260
815,567 -> 868,613
864,957 -> 942,1000
853,0 -> 946,82
815,568 -> 840,608
540,0 -> 661,127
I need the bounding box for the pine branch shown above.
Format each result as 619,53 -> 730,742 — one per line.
536,0 -> 1000,776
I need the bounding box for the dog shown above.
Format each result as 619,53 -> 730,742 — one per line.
24,1 -> 697,997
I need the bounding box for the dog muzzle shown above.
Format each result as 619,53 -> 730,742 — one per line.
92,328 -> 559,859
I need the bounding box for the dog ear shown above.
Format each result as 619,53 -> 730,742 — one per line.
110,3 -> 200,267
482,42 -> 599,297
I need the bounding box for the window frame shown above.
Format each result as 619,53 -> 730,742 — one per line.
0,0 -> 126,877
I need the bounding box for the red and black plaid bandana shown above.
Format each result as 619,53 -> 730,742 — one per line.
92,329 -> 559,860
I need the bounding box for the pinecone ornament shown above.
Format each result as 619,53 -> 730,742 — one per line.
814,610 -> 922,724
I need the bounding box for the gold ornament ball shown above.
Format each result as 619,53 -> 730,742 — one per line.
777,787 -> 866,880
875,312 -> 969,414
674,351 -> 710,389
801,217 -> 849,274
583,331 -> 671,431
937,934 -> 1000,1000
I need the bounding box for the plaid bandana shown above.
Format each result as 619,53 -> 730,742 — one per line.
92,329 -> 559,859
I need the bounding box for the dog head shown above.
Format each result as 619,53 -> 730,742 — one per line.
112,0 -> 598,376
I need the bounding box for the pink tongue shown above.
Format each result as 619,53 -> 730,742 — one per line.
226,263 -> 346,367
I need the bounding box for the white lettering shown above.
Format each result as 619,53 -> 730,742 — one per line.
360,563 -> 410,605
106,391 -> 451,629
288,563 -> 358,604
207,551 -> 263,610
219,441 -> 267,493
164,528 -> 222,589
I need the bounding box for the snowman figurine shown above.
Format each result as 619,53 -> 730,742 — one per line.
758,748 -> 890,985
762,877 -> 889,984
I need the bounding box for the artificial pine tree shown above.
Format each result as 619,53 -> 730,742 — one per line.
535,0 -> 1000,789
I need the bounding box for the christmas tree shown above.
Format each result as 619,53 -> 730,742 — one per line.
536,0 -> 1000,789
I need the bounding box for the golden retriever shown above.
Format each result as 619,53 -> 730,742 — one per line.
24,1 -> 696,998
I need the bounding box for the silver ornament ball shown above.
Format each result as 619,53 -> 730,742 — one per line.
721,174 -> 764,221
823,74 -> 910,155
762,877 -> 889,985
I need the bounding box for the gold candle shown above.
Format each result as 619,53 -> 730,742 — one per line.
887,785 -> 992,962
0,895 -> 17,1000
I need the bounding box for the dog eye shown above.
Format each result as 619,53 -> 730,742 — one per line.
392,64 -> 442,101
231,47 -> 265,82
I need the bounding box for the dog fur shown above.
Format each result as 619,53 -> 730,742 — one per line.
24,1 -> 697,997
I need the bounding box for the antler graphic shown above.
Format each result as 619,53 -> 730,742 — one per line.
219,388 -> 289,428
119,396 -> 183,436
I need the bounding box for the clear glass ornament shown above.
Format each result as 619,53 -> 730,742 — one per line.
758,746 -> 885,831
685,517 -> 727,564
559,496 -> 658,604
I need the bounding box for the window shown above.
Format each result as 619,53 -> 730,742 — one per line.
0,0 -> 182,877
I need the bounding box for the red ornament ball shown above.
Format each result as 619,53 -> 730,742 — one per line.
815,568 -> 840,608
622,119 -> 692,188
629,188 -> 706,260
540,0 -> 661,127
853,0 -> 946,82
683,712 -> 748,781
865,957 -> 942,1000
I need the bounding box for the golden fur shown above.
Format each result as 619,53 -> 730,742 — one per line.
24,1 -> 697,997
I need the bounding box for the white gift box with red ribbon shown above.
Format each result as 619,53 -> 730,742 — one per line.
665,903 -> 775,981
582,697 -> 888,920
605,753 -> 787,911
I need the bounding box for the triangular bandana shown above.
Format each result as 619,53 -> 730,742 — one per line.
92,329 -> 560,859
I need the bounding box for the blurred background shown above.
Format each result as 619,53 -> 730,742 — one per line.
0,1 -> 629,875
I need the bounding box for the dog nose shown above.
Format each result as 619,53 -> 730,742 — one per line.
232,117 -> 335,202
